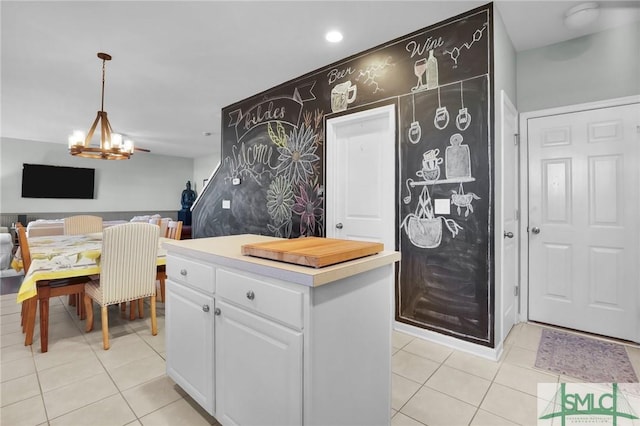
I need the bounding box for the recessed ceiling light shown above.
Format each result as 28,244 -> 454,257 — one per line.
325,30 -> 343,43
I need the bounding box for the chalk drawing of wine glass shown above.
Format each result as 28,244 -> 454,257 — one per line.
456,81 -> 471,131
408,92 -> 421,144
433,86 -> 449,130
412,58 -> 427,92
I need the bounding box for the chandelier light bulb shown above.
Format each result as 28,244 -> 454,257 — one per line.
68,130 -> 85,148
111,133 -> 122,148
123,139 -> 134,154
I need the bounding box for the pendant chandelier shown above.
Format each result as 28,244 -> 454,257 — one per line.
68,52 -> 134,160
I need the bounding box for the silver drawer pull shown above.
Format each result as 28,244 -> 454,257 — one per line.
214,308 -> 221,316
180,269 -> 188,276
202,304 -> 210,312
246,290 -> 255,300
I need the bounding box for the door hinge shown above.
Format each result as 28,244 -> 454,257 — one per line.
515,209 -> 519,221
514,286 -> 519,297
514,133 -> 520,145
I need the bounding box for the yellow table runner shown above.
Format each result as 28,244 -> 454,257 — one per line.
13,233 -> 167,303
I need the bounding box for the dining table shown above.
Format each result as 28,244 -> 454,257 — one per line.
12,232 -> 167,352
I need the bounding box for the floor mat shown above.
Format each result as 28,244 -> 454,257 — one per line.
535,328 -> 638,383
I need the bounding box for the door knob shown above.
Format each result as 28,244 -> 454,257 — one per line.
246,290 -> 255,300
504,231 -> 514,239
202,304 -> 210,312
336,223 -> 343,229
531,227 -> 541,234
214,308 -> 221,316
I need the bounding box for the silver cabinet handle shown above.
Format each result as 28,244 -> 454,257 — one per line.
180,269 -> 187,276
246,290 -> 255,300
202,304 -> 210,312
336,223 -> 343,229
214,308 -> 221,316
531,227 -> 541,234
504,231 -> 514,239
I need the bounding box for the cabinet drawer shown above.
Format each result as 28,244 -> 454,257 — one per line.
166,255 -> 215,294
216,268 -> 303,329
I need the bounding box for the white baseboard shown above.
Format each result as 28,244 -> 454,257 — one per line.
394,321 -> 503,362
0,269 -> 23,278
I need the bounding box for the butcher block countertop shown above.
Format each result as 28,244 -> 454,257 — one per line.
163,234 -> 400,287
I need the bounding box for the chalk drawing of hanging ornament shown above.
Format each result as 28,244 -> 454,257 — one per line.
451,182 -> 480,217
456,81 -> 471,131
408,92 -> 422,144
401,185 -> 462,249
433,86 -> 449,130
445,133 -> 471,179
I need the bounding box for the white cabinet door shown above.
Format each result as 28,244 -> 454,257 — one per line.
166,280 -> 215,415
215,300 -> 302,426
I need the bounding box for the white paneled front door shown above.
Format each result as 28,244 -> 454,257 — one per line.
325,105 -> 396,250
528,102 -> 639,342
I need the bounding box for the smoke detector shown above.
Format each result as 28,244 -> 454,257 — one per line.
564,2 -> 600,28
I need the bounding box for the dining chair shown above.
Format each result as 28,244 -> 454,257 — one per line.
119,216 -> 171,317
148,217 -> 170,238
165,220 -> 183,240
16,223 -> 89,352
156,220 -> 182,303
63,215 -> 103,235
84,222 -> 159,350
63,215 -> 102,311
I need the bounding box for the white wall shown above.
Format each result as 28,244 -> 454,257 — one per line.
193,153 -> 220,196
517,22 -> 640,112
0,138 -> 193,214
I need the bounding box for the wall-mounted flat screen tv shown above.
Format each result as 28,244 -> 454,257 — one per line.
21,163 -> 95,199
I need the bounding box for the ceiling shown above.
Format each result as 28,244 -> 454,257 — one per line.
2,1 -> 638,159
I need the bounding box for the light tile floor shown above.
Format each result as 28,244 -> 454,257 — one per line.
1,292 -> 639,426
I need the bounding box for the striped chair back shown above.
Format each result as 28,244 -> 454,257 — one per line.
99,223 -> 159,305
64,215 -> 103,235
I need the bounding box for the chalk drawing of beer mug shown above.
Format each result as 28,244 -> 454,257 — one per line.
331,81 -> 357,112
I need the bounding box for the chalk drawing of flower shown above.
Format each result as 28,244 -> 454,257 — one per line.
276,124 -> 319,185
292,182 -> 324,236
266,175 -> 294,224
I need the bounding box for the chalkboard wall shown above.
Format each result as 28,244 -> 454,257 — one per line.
193,4 -> 495,347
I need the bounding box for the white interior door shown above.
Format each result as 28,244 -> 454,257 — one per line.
500,91 -> 519,343
528,102 -> 639,342
326,105 -> 396,250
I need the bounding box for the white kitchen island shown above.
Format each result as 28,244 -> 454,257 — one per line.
163,234 -> 401,426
